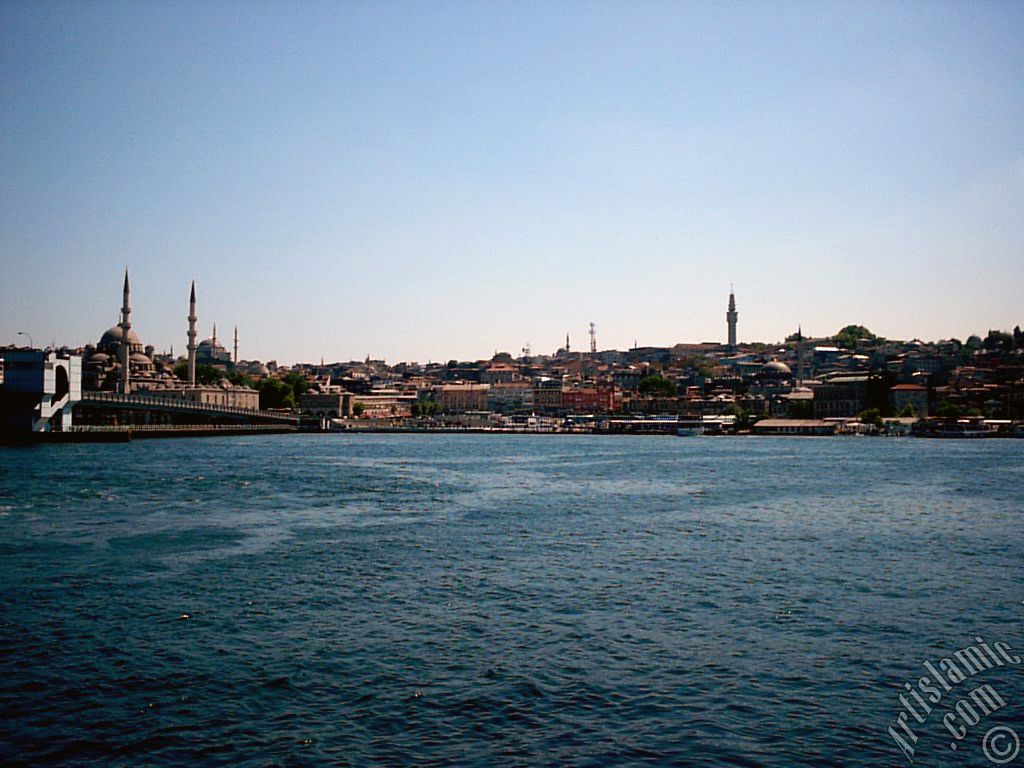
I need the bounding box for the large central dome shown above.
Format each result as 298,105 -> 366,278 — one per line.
97,325 -> 143,355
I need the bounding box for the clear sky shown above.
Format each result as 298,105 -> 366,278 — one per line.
2,1 -> 1022,364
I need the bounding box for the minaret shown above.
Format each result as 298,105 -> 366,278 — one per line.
233,326 -> 238,364
565,333 -> 571,354
187,281 -> 197,386
726,286 -> 738,350
212,323 -> 217,348
119,268 -> 132,394
796,325 -> 805,387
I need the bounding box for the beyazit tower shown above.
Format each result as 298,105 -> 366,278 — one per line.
726,286 -> 738,350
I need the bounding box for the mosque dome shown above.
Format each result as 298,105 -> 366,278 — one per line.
88,352 -> 111,365
762,360 -> 792,376
98,325 -> 144,355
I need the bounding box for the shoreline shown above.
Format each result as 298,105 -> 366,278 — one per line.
4,426 -> 1022,444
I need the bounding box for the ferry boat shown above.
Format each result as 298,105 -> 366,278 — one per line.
937,417 -> 992,438
677,418 -> 704,436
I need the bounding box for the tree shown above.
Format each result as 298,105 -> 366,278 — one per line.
257,378 -> 294,410
982,330 -> 1013,351
638,375 -> 678,398
173,362 -> 224,385
788,399 -> 813,419
834,325 -> 876,350
898,404 -> 917,418
723,402 -> 750,428
935,400 -> 961,419
859,408 -> 883,429
352,402 -> 365,417
412,399 -> 440,417
281,372 -> 310,397
228,370 -> 257,388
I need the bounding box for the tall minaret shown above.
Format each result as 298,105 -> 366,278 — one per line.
565,333 -> 571,354
796,325 -> 805,387
233,325 -> 238,364
726,286 -> 738,350
187,281 -> 197,386
212,323 -> 217,347
119,268 -> 132,394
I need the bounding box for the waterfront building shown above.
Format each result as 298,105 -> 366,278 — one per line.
813,375 -> 869,419
752,418 -> 837,435
438,383 -> 489,413
889,384 -> 929,417
486,381 -> 534,414
351,390 -> 415,418
561,385 -> 615,415
532,380 -> 564,415
300,388 -> 353,421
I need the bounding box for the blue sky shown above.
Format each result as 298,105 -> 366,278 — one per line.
2,1 -> 1022,363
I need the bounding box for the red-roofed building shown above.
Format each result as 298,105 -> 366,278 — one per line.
889,383 -> 929,417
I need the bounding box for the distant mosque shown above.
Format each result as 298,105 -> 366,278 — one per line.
82,270 -> 259,409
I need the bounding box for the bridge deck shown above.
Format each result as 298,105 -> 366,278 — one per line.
79,391 -> 299,424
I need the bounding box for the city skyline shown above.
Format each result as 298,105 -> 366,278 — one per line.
7,267 -> 1021,366
2,2 -> 1022,363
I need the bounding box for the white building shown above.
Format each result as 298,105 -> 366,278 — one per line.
0,349 -> 82,432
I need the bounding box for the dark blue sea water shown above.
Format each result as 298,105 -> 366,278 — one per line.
1,435 -> 1022,767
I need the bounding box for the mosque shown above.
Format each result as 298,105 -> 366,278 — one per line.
82,271 -> 169,391
82,270 -> 259,409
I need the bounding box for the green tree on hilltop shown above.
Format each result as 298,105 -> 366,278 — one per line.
834,325 -> 877,350
982,330 -> 1013,351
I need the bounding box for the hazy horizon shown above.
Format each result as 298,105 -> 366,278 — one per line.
2,2 -> 1022,364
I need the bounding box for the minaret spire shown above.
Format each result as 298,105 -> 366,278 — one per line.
187,280 -> 197,386
726,286 -> 738,351
233,325 -> 238,365
119,268 -> 132,394
796,324 -> 804,387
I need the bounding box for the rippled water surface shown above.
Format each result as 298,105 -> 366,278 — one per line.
1,435 -> 1022,766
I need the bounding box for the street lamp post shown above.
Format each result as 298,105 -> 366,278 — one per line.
16,331 -> 34,349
